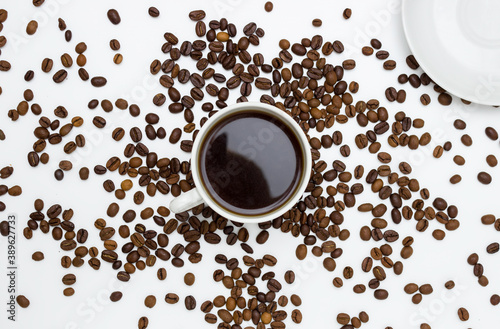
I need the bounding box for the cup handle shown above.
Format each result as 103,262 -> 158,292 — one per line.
169,188 -> 204,213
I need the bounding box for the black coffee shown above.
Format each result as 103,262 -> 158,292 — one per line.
199,111 -> 304,216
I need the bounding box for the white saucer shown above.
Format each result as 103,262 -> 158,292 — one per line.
402,0 -> 500,106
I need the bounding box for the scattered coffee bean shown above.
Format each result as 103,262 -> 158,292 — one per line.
189,10 -> 205,21
144,295 -> 156,308
91,76 -> 107,87
165,293 -> 179,304
185,295 -> 196,310
16,295 -> 30,308
32,251 -> 44,261
457,307 -> 469,321
406,55 -> 419,69
264,2 -> 273,12
110,291 -> 122,302
107,9 -> 121,25
184,272 -> 195,286
53,69 -> 67,83
148,7 -> 160,17
461,134 -> 472,146
110,39 -> 120,50
445,280 -> 455,290
438,93 -> 452,106
343,8 -> 352,19
486,155 -> 498,167
453,119 -> 466,130
478,172 -> 492,185
26,20 -> 38,35
486,242 -> 499,254
138,316 -> 148,329
312,19 -> 322,27
485,127 -> 498,140
450,175 -> 461,184
1,221 -> 9,236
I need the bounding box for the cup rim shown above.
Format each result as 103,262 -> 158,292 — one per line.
190,102 -> 312,224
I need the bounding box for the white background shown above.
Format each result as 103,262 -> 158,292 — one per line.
0,0 -> 500,328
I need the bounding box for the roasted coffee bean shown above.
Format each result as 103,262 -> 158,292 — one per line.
61,53 -> 73,68
485,127 -> 498,140
438,93 -> 452,106
406,55 -> 419,69
461,134 -> 472,146
369,39 -> 382,50
185,295 -> 196,310
478,172 -> 492,185
27,152 -> 40,167
343,8 -> 352,19
291,309 -> 303,323
144,295 -> 156,308
0,59 -> 9,71
78,68 -> 89,81
312,18 -> 322,27
450,175 -> 461,184
91,76 -> 107,87
486,155 -> 498,167
138,317 -> 148,329
383,60 -> 396,70
453,119 -> 466,130
113,54 -> 123,64
79,167 -> 90,180
296,244 -> 307,260
110,39 -> 121,50
0,221 -> 9,236
76,54 -> 87,66
93,116 -> 106,128
53,69 -> 67,83
419,284 -> 433,295
107,9 -> 121,25
376,50 -> 389,60
374,289 -> 388,300
467,253 -> 479,266
408,74 -> 422,88
110,291 -> 122,302
396,69 -> 412,84
16,295 -> 30,308
148,7 -> 160,17
62,274 -> 76,285
32,251 -> 44,261
457,307 -> 469,321
433,146 -> 443,158
491,294 -> 500,306
7,185 -> 22,196
26,20 -> 38,35
189,10 -> 205,21
487,242 -> 499,254
184,273 -> 195,286
0,10 -> 7,24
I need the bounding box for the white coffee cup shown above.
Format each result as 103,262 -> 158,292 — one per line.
169,102 -> 312,223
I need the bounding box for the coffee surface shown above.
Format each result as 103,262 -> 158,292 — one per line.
199,111 -> 303,216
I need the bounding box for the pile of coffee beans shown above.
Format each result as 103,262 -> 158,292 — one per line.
201,254 -> 303,327
0,4 -> 498,329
